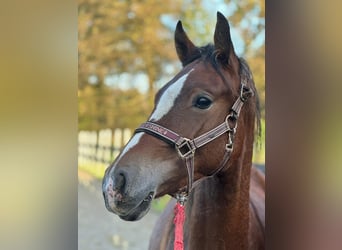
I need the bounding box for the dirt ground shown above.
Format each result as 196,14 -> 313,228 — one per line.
78,170 -> 159,250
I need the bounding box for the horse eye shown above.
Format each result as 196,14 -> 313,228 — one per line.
194,96 -> 212,109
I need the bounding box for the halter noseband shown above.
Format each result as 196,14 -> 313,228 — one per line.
135,73 -> 253,200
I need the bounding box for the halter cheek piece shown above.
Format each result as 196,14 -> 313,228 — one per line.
135,73 -> 253,201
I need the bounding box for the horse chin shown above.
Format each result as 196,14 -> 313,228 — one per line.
117,191 -> 154,221
119,204 -> 150,221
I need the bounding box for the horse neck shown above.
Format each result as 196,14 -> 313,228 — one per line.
185,122 -> 255,249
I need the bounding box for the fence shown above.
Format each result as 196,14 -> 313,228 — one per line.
78,128 -> 265,169
78,128 -> 132,166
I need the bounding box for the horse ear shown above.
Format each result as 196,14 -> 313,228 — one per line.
175,21 -> 200,66
214,12 -> 238,67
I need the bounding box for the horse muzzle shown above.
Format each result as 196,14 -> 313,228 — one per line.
102,168 -> 155,221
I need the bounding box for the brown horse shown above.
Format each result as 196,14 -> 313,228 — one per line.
102,12 -> 265,250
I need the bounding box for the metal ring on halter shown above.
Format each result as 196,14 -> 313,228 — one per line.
225,113 -> 238,132
240,83 -> 254,102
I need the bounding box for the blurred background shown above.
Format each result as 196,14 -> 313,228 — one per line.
2,0 -> 342,250
78,0 -> 264,249
77,0 -> 265,170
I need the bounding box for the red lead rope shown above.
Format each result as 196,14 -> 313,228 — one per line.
174,202 -> 185,250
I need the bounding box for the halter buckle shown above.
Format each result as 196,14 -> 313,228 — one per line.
225,140 -> 233,152
176,138 -> 195,158
240,83 -> 254,102
176,192 -> 188,206
225,114 -> 237,153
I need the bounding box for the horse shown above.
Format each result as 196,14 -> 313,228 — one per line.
102,12 -> 265,250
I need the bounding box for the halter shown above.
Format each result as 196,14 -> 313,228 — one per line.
135,73 -> 253,250
135,72 -> 254,200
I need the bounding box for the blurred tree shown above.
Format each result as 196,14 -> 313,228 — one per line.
79,0 -> 181,97
78,85 -> 150,131
178,0 -> 213,45
78,0 -> 184,131
78,0 -> 265,131
225,0 -> 265,116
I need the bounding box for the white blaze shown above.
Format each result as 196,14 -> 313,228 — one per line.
150,70 -> 192,121
113,70 -> 192,165
117,133 -> 143,161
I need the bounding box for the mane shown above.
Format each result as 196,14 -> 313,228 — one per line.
187,44 -> 262,143
238,57 -> 262,144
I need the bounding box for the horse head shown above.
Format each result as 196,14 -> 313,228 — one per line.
102,12 -> 259,221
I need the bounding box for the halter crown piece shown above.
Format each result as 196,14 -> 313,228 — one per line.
135,72 -> 253,250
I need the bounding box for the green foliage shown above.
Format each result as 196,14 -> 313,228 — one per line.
253,119 -> 265,164
151,196 -> 171,213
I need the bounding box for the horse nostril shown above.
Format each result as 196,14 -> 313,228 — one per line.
116,173 -> 126,191
113,169 -> 127,195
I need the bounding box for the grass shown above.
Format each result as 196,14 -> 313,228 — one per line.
253,119 -> 265,164
151,196 -> 171,212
